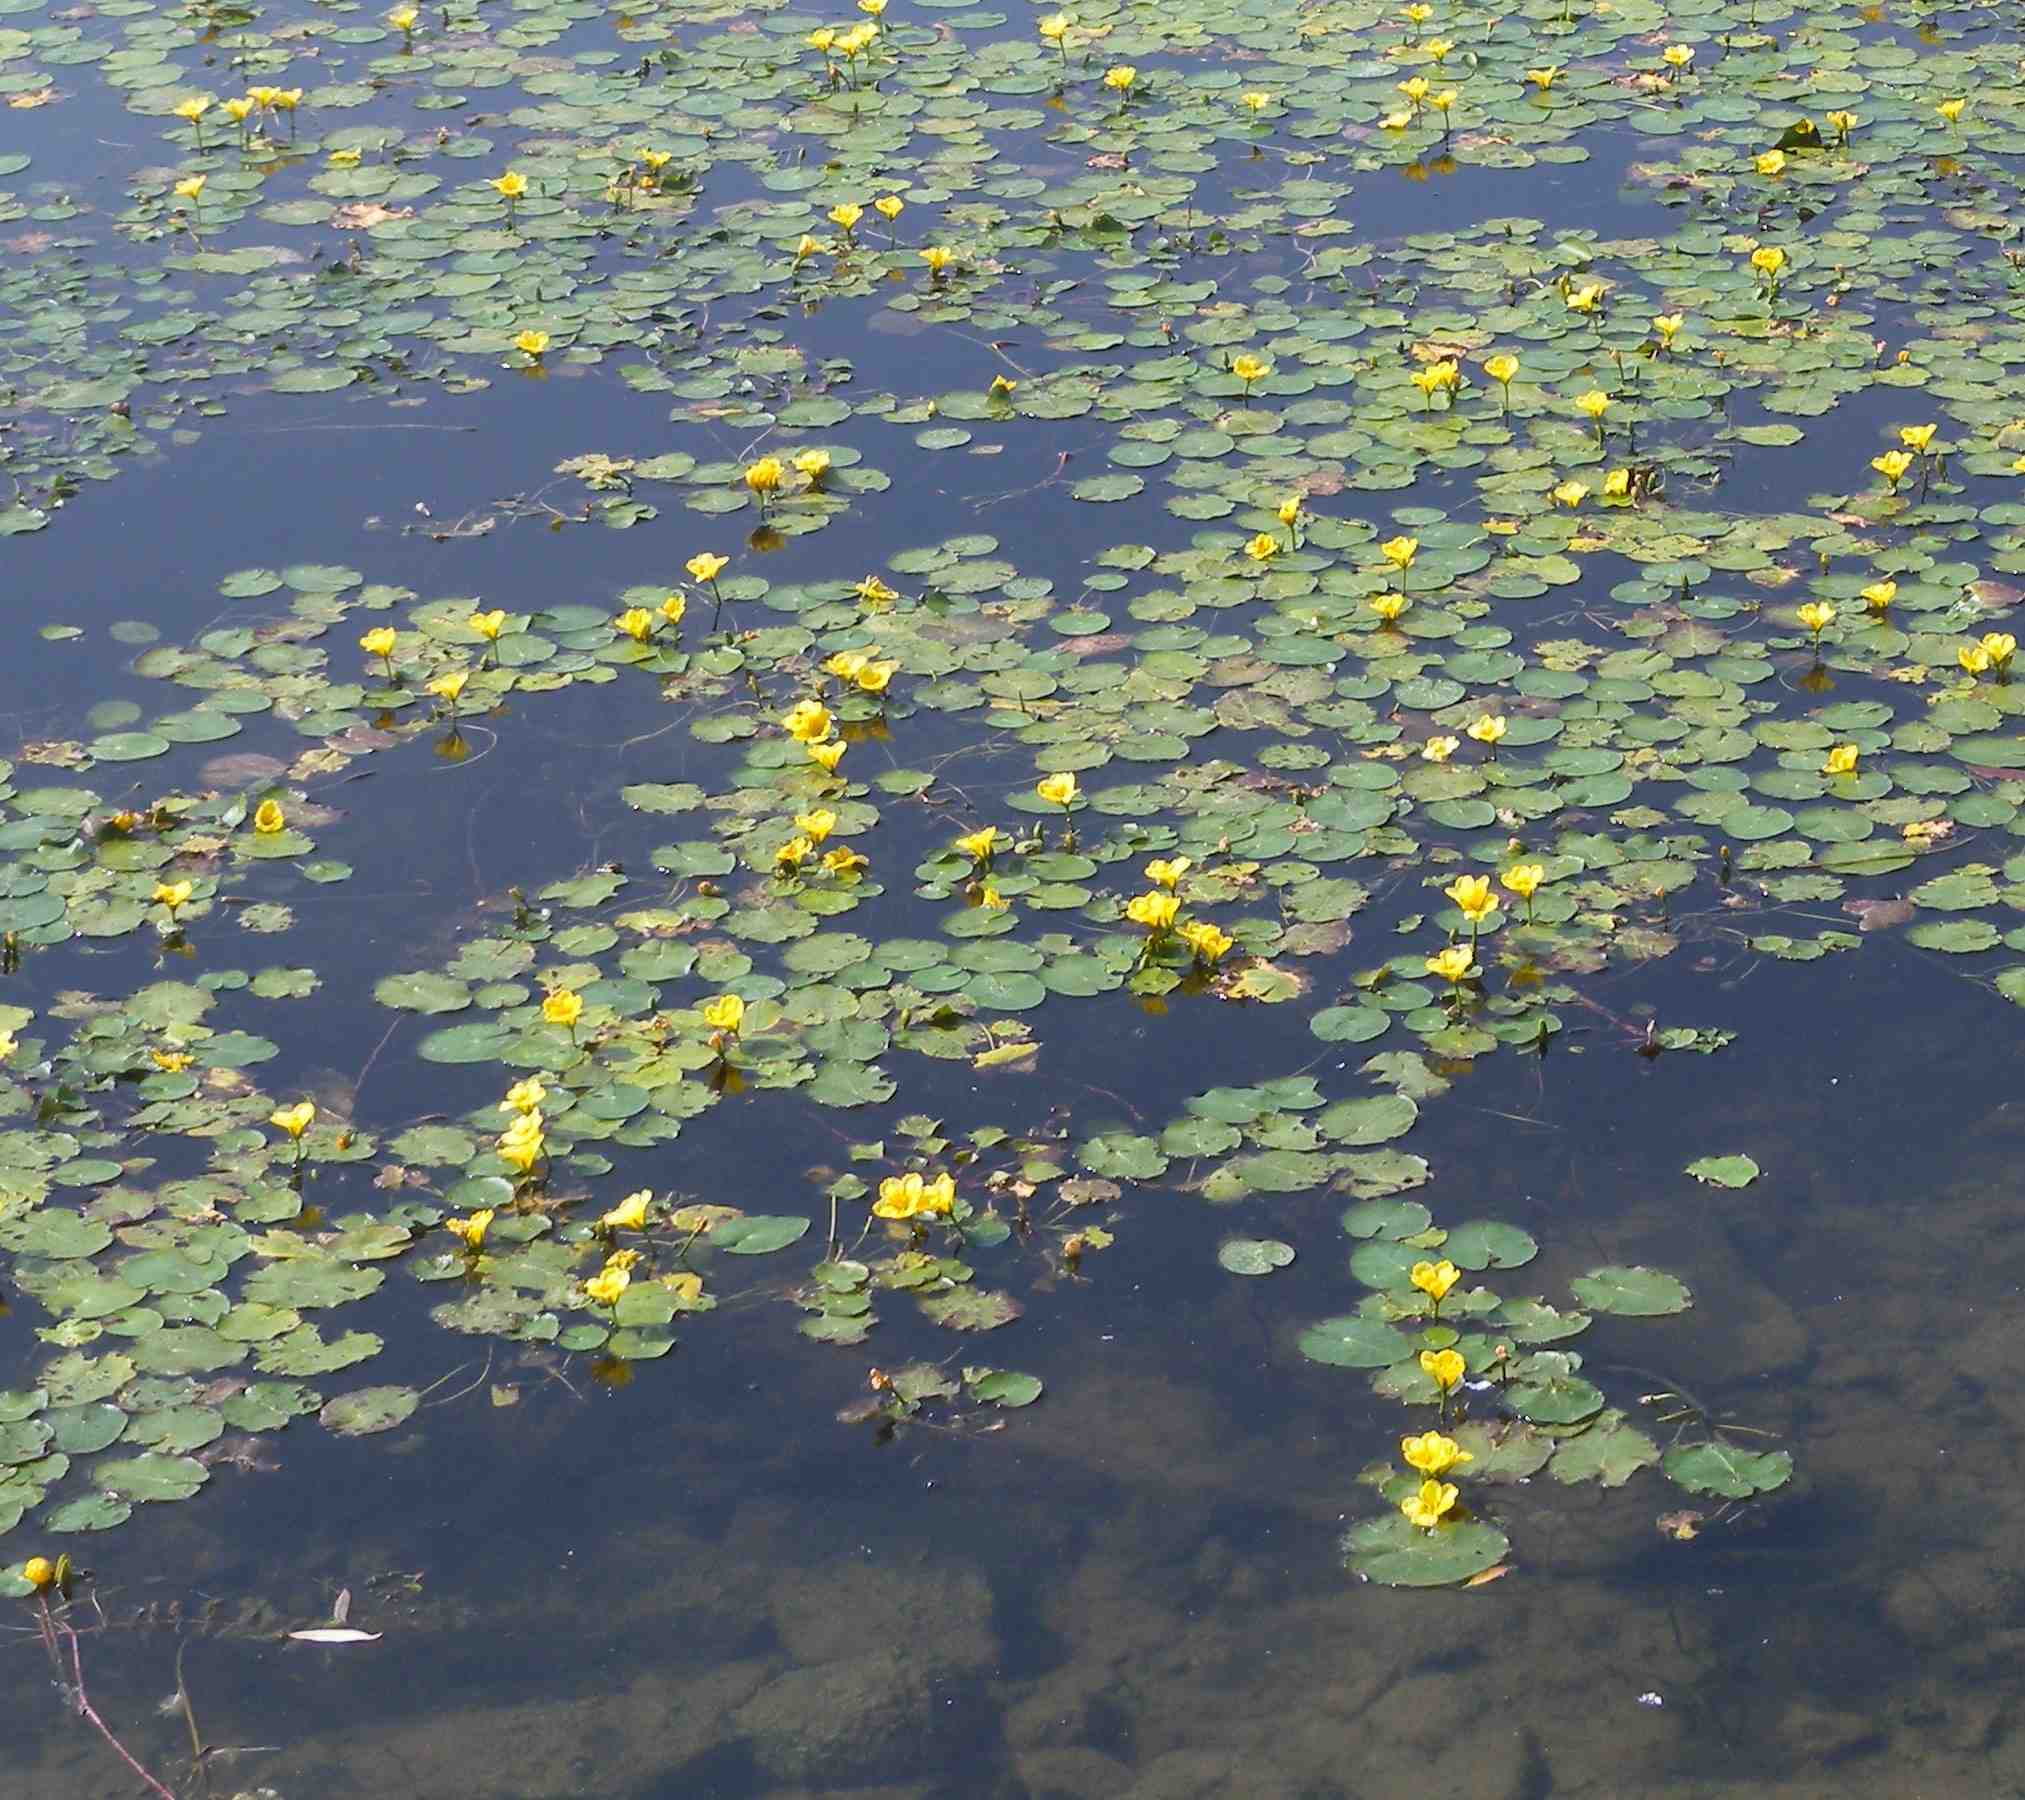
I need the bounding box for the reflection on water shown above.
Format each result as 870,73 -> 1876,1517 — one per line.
4,943 -> 2022,1799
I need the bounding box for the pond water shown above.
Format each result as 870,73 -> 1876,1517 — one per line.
5,0 -> 2025,1790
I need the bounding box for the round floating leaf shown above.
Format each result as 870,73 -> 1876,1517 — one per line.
1570,1266 -> 1693,1316
1217,1238 -> 1295,1276
1685,1153 -> 1759,1189
99,1453 -> 208,1502
1340,1199 -> 1433,1241
1441,1220 -> 1538,1271
707,1215 -> 811,1255
1298,1314 -> 1413,1368
1550,1412 -> 1662,1487
964,1369 -> 1043,1407
1506,1373 -> 1606,1426
320,1386 -> 420,1437
1343,1513 -> 1509,1587
373,972 -> 472,1014
1662,1442 -> 1794,1498
1317,1094 -> 1418,1145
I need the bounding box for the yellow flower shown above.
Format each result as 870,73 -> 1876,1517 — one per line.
153,879 -> 194,914
1662,42 -> 1694,68
686,552 -> 728,583
1411,1258 -> 1460,1302
1900,423 -> 1937,453
1797,601 -> 1836,636
1526,67 -> 1560,89
21,1557 -> 56,1592
1402,1431 -> 1473,1477
469,609 -> 506,642
1103,64 -> 1137,92
638,148 -> 672,173
701,993 -> 745,1034
1245,532 -> 1281,563
854,575 -> 900,610
1277,496 -> 1302,527
497,1119 -> 544,1174
1860,580 -> 1896,611
1602,468 -> 1631,499
794,808 -> 837,844
1823,744 -> 1859,775
1501,863 -> 1544,900
1422,735 -> 1458,763
1146,855 -> 1192,889
828,202 -> 863,234
615,607 -> 655,642
808,26 -> 836,50
328,148 -> 361,168
855,660 -> 896,695
956,827 -> 1002,862
1484,351 -> 1518,386
1403,2 -> 1432,20
585,1266 -> 630,1306
427,669 -> 469,704
253,798 -> 286,835
1178,919 -> 1234,963
1419,1346 -> 1467,1390
1750,245 -> 1786,278
1428,89 -> 1456,115
1230,353 -> 1272,389
503,1077 -> 546,1114
1380,110 -> 1412,130
916,1172 -> 956,1216
775,835 -> 813,870
150,1048 -> 194,1073
823,846 -> 869,878
1566,282 -> 1603,313
445,1208 -> 494,1250
858,0 -> 886,14
793,448 -> 831,481
783,699 -> 834,743
1425,945 -> 1477,985
1980,632 -> 2017,670
173,97 -> 213,122
1444,875 -> 1494,922
920,246 -> 956,276
173,175 -> 206,203
1036,772 -> 1080,808
745,455 -> 785,495
542,989 -> 583,1029
1755,149 -> 1786,177
1038,10 -> 1071,39
1467,713 -> 1507,746
1126,891 -> 1180,931
1241,91 -> 1272,112
1379,535 -> 1419,571
1399,74 -> 1430,104
270,1100 -> 315,1139
794,233 -> 824,259
1937,97 -> 1966,124
1653,312 -> 1684,346
988,375 -> 1016,398
1401,1478 -> 1460,1530
1370,591 -> 1409,622
1551,479 -> 1589,508
1960,643 -> 1992,676
871,196 -> 904,224
1424,35 -> 1452,59
823,650 -> 869,683
492,171 -> 527,200
602,1190 -> 651,1231
222,97 -> 255,123
1871,450 -> 1912,487
807,739 -> 848,772
1575,388 -> 1610,421
387,2 -> 418,25
1826,109 -> 1857,137
978,885 -> 1009,911
874,1173 -> 928,1219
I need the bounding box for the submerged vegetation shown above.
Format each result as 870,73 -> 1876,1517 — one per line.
5,0 -> 2025,1707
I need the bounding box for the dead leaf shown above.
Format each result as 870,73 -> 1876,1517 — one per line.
8,88 -> 57,109
1842,897 -> 1912,931
286,1628 -> 382,1644
328,202 -> 412,229
1656,1510 -> 1703,1542
1464,1563 -> 1513,1587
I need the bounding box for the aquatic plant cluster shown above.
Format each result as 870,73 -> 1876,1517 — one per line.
0,0 -> 2022,1589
